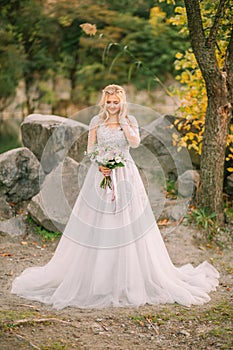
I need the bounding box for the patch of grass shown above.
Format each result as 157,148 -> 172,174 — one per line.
0,309 -> 41,331
201,301 -> 233,324
0,309 -> 39,322
165,179 -> 178,199
27,214 -> 61,241
199,327 -> 233,349
224,206 -> 233,220
130,301 -> 233,348
186,207 -> 218,241
41,341 -> 69,350
130,307 -> 183,326
0,309 -> 79,349
35,226 -> 62,241
208,327 -> 232,336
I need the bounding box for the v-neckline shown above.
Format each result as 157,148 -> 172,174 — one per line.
103,123 -> 121,130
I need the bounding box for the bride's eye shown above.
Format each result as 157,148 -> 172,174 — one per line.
106,101 -> 120,105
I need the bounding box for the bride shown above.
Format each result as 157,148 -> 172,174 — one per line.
11,84 -> 219,309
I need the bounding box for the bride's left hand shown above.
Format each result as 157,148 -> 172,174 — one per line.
99,165 -> 111,176
119,116 -> 128,128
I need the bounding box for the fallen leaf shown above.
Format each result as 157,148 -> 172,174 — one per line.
0,253 -> 13,257
17,209 -> 24,214
21,241 -> 28,245
80,23 -> 97,36
158,219 -> 169,226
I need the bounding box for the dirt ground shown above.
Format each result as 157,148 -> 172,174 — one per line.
0,217 -> 232,350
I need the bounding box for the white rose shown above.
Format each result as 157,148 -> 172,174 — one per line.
115,156 -> 122,163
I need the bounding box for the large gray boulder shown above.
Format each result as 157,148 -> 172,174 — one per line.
139,115 -> 193,177
0,147 -> 40,203
21,114 -> 88,174
177,170 -> 200,198
28,156 -> 87,232
0,215 -> 26,237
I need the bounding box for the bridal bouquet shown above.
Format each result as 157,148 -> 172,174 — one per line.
87,146 -> 126,190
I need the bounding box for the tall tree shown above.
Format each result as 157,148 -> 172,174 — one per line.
184,0 -> 233,223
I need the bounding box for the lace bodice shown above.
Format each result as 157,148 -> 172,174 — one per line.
87,115 -> 140,158
97,124 -> 129,153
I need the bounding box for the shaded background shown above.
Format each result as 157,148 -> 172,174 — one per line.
0,0 -> 187,152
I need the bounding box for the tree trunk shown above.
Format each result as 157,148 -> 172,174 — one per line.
198,33 -> 232,223
199,86 -> 231,223
184,0 -> 232,224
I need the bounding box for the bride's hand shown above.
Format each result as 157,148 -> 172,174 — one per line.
99,166 -> 111,176
118,107 -> 128,128
119,116 -> 128,128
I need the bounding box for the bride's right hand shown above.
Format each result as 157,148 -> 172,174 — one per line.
99,166 -> 111,176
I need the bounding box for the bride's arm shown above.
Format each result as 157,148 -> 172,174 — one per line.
87,116 -> 111,176
87,116 -> 98,153
120,115 -> 140,148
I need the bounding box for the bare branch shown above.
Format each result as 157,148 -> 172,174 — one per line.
206,0 -> 228,48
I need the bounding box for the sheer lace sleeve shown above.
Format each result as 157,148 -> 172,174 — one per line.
124,115 -> 140,148
87,115 -> 99,153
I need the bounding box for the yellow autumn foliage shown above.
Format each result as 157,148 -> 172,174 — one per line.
149,7 -> 167,36
161,1 -> 233,168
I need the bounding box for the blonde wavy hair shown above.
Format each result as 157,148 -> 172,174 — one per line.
97,84 -> 130,125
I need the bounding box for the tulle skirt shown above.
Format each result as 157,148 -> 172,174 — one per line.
11,158 -> 219,309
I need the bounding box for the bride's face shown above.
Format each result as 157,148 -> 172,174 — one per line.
105,94 -> 121,116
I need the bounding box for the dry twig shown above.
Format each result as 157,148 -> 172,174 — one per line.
18,303 -> 40,310
145,317 -> 160,336
15,333 -> 41,350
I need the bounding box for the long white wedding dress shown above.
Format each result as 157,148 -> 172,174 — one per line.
11,115 -> 219,309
